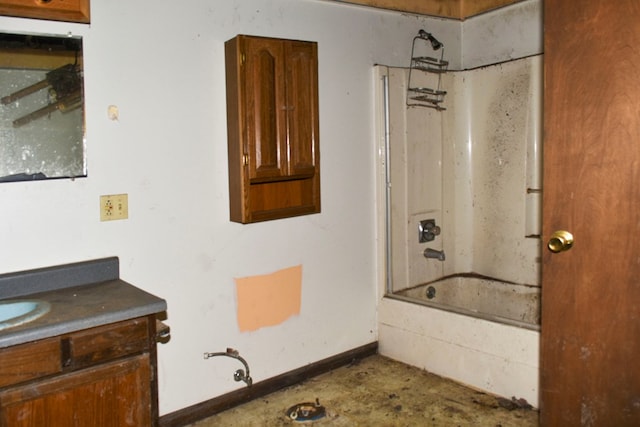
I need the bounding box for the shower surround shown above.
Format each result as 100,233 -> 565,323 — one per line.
376,55 -> 542,406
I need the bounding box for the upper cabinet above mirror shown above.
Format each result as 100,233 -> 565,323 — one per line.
0,0 -> 90,24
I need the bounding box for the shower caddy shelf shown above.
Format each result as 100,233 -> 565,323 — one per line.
407,30 -> 448,110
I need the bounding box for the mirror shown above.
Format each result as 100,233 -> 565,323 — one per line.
0,32 -> 84,182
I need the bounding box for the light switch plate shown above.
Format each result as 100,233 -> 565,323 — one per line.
100,194 -> 128,221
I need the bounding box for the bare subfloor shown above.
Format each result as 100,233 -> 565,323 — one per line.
190,355 -> 538,426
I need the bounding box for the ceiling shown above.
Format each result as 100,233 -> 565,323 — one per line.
328,0 -> 525,20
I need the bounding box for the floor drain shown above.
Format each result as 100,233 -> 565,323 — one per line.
286,398 -> 326,423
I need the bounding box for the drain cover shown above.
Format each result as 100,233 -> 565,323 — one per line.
286,398 -> 326,422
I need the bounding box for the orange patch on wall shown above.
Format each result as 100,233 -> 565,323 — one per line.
234,265 -> 302,332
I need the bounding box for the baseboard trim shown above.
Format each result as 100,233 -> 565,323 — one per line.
159,342 -> 378,427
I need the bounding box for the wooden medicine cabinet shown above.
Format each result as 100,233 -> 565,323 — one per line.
225,34 -> 320,224
0,0 -> 90,23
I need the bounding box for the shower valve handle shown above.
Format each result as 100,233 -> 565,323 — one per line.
419,219 -> 441,243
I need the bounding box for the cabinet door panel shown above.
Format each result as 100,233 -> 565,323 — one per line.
244,37 -> 287,181
0,354 -> 151,427
285,41 -> 319,178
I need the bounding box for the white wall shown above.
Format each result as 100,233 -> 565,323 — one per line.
466,55 -> 542,284
440,55 -> 543,284
0,0 -> 461,415
462,0 -> 542,69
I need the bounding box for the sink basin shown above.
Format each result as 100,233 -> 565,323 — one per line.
0,300 -> 51,331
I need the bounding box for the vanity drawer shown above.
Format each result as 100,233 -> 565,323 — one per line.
63,317 -> 150,369
0,317 -> 151,388
0,337 -> 61,388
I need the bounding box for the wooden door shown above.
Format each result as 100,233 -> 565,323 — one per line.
541,1 -> 640,425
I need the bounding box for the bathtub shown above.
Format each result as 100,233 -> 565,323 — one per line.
378,292 -> 540,407
392,274 -> 540,330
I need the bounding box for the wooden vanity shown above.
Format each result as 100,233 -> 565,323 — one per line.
0,258 -> 167,427
0,316 -> 159,426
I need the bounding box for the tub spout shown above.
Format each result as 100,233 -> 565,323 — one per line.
424,248 -> 445,261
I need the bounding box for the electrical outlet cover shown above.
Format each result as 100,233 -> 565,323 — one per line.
100,194 -> 128,221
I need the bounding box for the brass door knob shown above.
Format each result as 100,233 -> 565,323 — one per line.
548,230 -> 574,253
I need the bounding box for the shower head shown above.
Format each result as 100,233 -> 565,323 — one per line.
418,29 -> 443,50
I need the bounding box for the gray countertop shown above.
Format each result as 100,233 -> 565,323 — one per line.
0,258 -> 167,348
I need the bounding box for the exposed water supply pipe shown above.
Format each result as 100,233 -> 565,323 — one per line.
204,347 -> 253,387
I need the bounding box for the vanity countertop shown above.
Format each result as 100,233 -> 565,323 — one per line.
0,258 -> 167,348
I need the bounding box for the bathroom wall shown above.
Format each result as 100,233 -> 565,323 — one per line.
0,0 -> 542,415
462,0 -> 543,69
0,0 -> 462,415
440,55 -> 543,284
465,55 -> 542,284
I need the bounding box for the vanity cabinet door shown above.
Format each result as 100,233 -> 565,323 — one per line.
0,354 -> 151,427
226,34 -> 321,223
0,0 -> 90,23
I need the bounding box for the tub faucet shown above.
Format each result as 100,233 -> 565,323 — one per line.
424,248 -> 445,261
